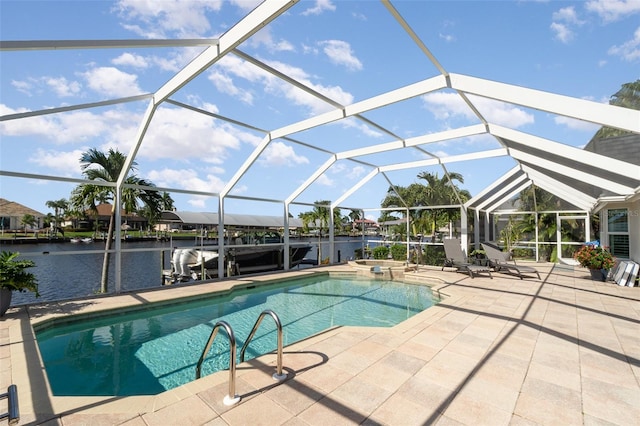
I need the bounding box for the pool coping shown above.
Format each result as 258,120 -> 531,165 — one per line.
5,264 -> 452,423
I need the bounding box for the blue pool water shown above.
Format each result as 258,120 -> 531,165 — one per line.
35,275 -> 438,396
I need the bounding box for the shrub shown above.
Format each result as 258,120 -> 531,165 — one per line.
422,245 -> 446,266
390,244 -> 407,261
574,244 -> 615,270
372,245 -> 389,259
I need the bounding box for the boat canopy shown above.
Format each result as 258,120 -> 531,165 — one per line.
160,211 -> 304,229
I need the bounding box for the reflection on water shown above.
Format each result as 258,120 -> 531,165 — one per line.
2,238 -> 368,306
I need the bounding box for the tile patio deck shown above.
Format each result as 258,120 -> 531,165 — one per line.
1,263 -> 639,425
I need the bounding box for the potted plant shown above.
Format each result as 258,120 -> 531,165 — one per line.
573,244 -> 616,281
0,251 -> 39,316
470,248 -> 487,266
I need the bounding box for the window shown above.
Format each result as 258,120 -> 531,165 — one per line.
607,209 -> 629,258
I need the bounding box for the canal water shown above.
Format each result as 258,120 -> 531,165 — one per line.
2,237 -> 372,306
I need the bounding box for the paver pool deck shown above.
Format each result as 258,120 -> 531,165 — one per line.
1,263 -> 639,425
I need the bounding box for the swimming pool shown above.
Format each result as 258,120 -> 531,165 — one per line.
35,275 -> 438,396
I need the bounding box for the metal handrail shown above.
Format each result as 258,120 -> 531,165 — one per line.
0,385 -> 19,425
195,320 -> 240,406
239,309 -> 287,381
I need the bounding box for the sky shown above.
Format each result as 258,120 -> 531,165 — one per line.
1,0 -> 639,222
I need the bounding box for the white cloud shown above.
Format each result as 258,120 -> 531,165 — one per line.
0,104 -> 116,144
28,148 -> 88,176
147,167 -> 226,193
44,77 -> 82,97
81,67 -> 143,97
11,76 -> 81,98
554,115 -> 601,132
552,6 -> 584,25
207,68 -> 254,104
114,0 -> 222,38
10,80 -> 34,96
550,22 -> 574,44
214,55 -> 355,116
320,40 -> 363,71
550,6 -> 585,44
249,27 -> 295,52
229,0 -> 261,12
608,26 -> 640,61
131,107 -> 243,163
338,117 -> 384,138
439,33 -> 455,43
346,165 -> 366,180
585,0 -> 640,23
112,53 -> 149,69
258,141 -> 309,166
315,173 -> 334,186
301,0 -> 336,16
421,92 -> 534,128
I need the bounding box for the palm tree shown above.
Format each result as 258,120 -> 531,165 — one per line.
159,192 -> 175,211
21,214 -> 37,236
417,171 -> 468,239
140,192 -> 174,233
45,198 -> 68,236
348,209 -> 362,234
70,148 -> 162,293
298,211 -> 315,234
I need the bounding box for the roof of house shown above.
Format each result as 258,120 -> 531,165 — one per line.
0,198 -> 45,217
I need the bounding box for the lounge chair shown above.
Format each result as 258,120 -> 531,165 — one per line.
481,242 -> 540,280
442,238 -> 492,279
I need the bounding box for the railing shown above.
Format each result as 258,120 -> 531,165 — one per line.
195,321 -> 240,406
0,385 -> 19,425
195,310 -> 287,407
240,309 -> 287,381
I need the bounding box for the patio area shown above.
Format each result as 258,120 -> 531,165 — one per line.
1,263 -> 639,425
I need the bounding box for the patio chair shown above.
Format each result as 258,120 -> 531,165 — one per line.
442,238 -> 492,279
481,242 -> 540,280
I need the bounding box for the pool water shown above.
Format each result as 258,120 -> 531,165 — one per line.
35,275 -> 438,396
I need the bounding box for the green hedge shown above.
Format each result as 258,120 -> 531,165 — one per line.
390,244 -> 407,261
372,245 -> 389,259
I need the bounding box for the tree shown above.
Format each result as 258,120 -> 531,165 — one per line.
21,214 -> 37,236
140,192 -> 174,232
417,171 -> 470,239
70,148 -> 162,293
45,198 -> 68,235
589,79 -> 640,140
516,185 -> 560,261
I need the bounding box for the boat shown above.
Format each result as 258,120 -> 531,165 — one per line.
164,232 -> 313,283
70,237 -> 93,243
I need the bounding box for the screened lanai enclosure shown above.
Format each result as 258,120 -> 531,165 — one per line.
1,1 -> 639,298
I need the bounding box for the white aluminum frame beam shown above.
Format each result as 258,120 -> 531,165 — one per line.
333,168 -> 380,207
510,149 -> 634,195
475,174 -> 529,211
286,157 -> 337,204
521,165 -> 596,211
451,74 -> 640,133
483,180 -> 532,213
491,125 -> 640,180
464,165 -> 521,209
0,39 -> 219,51
271,76 -> 447,141
155,1 -> 297,102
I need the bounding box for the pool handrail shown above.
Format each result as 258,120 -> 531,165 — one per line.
0,384 -> 19,425
195,320 -> 240,406
240,309 -> 287,381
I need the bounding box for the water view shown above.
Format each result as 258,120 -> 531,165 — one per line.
2,237 -> 369,306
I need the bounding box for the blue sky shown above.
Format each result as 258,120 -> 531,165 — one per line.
1,0 -> 639,221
